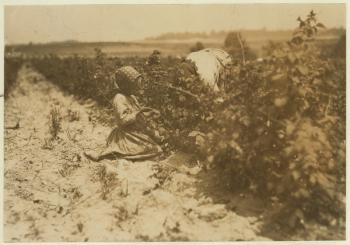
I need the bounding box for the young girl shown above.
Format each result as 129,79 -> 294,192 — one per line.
84,66 -> 163,161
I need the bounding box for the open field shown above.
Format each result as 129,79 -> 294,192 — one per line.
6,29 -> 342,57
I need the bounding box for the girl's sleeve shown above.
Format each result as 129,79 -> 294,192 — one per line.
130,95 -> 141,108
113,94 -> 138,126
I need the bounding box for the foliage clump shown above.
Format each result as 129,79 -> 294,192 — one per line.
190,42 -> 205,52
4,57 -> 23,97
224,31 -> 257,63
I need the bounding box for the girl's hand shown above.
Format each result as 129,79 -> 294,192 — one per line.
139,107 -> 153,113
150,109 -> 161,117
142,111 -> 159,118
140,108 -> 160,117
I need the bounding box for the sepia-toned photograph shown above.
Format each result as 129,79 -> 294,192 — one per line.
3,2 -> 347,242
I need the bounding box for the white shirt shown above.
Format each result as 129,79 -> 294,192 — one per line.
186,48 -> 232,91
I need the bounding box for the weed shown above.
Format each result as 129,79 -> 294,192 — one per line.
48,107 -> 62,139
77,222 -> 84,233
66,109 -> 80,122
96,164 -> 119,200
151,164 -> 174,187
58,162 -> 80,177
41,138 -> 53,150
114,206 -> 129,222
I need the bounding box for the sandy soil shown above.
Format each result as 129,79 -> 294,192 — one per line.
4,66 -> 274,242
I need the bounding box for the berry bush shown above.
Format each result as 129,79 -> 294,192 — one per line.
4,57 -> 23,97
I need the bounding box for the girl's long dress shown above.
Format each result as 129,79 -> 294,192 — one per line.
99,93 -> 162,160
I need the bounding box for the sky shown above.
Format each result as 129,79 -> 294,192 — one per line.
4,4 -> 346,44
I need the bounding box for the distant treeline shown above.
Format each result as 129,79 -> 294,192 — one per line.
5,28 -> 345,58
146,28 -> 345,41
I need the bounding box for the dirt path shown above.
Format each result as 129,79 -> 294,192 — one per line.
4,66 -> 271,242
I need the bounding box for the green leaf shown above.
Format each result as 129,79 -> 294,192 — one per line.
287,53 -> 297,63
294,208 -> 304,220
291,36 -> 303,45
292,170 -> 300,180
297,87 -> 307,97
312,78 -> 322,85
296,65 -> 309,75
271,73 -> 286,82
288,213 -> 298,228
274,97 -> 288,107
179,95 -> 186,102
207,155 -> 214,163
309,174 -> 317,185
290,76 -> 300,84
316,23 -> 326,28
316,172 -> 335,190
272,49 -> 286,58
298,188 -> 310,198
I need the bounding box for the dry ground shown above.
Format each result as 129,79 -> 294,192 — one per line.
4,66 -> 280,242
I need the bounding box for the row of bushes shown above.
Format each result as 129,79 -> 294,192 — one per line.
4,57 -> 23,97
23,12 -> 345,232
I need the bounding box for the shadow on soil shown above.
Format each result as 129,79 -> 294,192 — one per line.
164,151 -> 286,240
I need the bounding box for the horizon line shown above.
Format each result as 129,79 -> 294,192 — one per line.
5,26 -> 345,46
